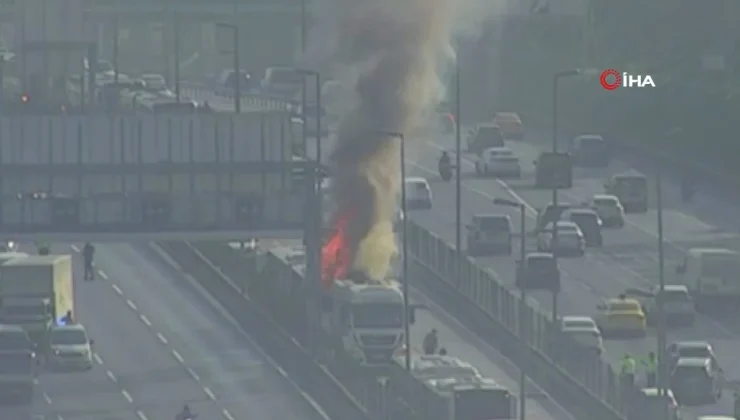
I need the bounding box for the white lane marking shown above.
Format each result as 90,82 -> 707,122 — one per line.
93,353 -> 103,364
98,270 -> 108,280
156,333 -> 168,344
222,409 -> 235,420
149,242 -> 337,420
71,244 -> 80,253
203,386 -> 216,400
171,349 -> 184,363
122,389 -> 133,403
275,365 -> 288,378
43,392 -> 52,404
137,411 -> 148,420
126,299 -> 138,311
140,314 -> 152,327
301,390 -> 331,420
111,284 -> 123,295
187,367 -> 201,381
106,370 -> 117,383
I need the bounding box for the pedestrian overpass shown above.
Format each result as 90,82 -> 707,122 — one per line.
0,112 -> 321,241
0,0 -> 304,21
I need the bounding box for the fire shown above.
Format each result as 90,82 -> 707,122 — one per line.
321,214 -> 352,290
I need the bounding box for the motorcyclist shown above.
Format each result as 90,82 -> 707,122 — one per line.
439,151 -> 451,170
83,242 -> 95,281
175,404 -> 195,420
423,328 -> 439,355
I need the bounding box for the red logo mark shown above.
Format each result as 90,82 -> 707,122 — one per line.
600,69 -> 621,90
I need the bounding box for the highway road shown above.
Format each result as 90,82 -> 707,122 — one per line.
24,243 -> 327,420
268,235 -> 577,420
402,127 -> 740,419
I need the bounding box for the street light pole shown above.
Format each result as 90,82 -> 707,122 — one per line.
494,197 -> 528,420
300,0 -> 307,53
382,130 -> 410,371
454,55 -> 463,287
173,11 -> 181,102
112,16 -> 119,84
550,69 -> 580,322
217,21 -> 241,112
297,70 -> 322,162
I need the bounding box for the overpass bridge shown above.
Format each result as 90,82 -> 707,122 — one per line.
0,0 -> 305,20
0,110 -> 319,241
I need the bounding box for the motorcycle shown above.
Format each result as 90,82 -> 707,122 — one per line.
439,162 -> 452,181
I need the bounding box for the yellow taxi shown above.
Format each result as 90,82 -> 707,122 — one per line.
595,296 -> 647,338
493,112 -> 524,140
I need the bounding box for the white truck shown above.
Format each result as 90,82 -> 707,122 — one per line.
268,245 -> 413,365
392,353 -> 518,420
0,255 -> 74,347
674,247 -> 740,310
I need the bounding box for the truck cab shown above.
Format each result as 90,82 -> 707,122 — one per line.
323,272 -> 412,365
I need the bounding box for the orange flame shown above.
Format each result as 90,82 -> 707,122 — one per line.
321,214 -> 352,290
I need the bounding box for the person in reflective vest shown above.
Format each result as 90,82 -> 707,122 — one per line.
642,351 -> 657,387
60,310 -> 74,325
620,353 -> 636,386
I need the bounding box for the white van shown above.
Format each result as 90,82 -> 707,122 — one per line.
676,247 -> 740,309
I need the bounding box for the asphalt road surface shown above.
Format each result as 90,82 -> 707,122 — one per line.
403,126 -> 740,419
20,243 -> 326,420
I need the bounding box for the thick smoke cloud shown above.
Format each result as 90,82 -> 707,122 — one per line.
310,0 -> 505,282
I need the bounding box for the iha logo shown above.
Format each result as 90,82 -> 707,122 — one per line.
599,69 -> 655,90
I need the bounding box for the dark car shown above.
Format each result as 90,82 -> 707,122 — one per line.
562,208 -> 603,247
569,134 -> 609,167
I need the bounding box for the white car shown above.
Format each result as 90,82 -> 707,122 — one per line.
0,241 -> 18,252
404,177 -> 432,209
474,147 -> 521,178
49,324 -> 94,370
537,220 -> 585,255
560,316 -> 603,354
629,284 -> 695,326
588,194 -> 625,227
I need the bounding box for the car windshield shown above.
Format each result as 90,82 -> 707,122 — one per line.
50,329 -> 87,345
0,332 -> 30,351
564,319 -> 594,329
527,256 -> 556,272
672,366 -> 710,382
0,353 -> 33,374
701,255 -> 740,279
678,347 -> 711,358
615,177 -> 647,192
143,76 -> 166,89
544,223 -> 578,233
352,303 -> 403,329
658,289 -> 690,302
594,198 -> 618,207
570,213 -> 598,227
578,137 -> 605,150
610,302 -> 638,311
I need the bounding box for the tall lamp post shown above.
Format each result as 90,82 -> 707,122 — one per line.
112,16 -> 119,84
380,130 -> 411,371
494,197 -> 527,420
454,53 -> 463,286
296,69 -> 322,162
550,68 -> 599,321
171,7 -> 181,102
656,127 -> 682,420
216,21 -> 241,113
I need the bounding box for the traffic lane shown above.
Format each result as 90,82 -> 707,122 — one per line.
409,288 -> 576,420
525,131 -> 740,235
92,243 -> 326,420
406,139 -> 736,416
13,244 -> 136,420
65,245 -> 222,420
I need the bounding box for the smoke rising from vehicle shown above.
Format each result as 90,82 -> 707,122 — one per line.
311,0 -> 507,283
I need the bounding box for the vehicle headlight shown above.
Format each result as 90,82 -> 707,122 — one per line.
53,349 -> 60,355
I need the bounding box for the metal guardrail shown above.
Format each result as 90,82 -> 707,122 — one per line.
405,220 -> 638,420
179,82 -> 294,113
